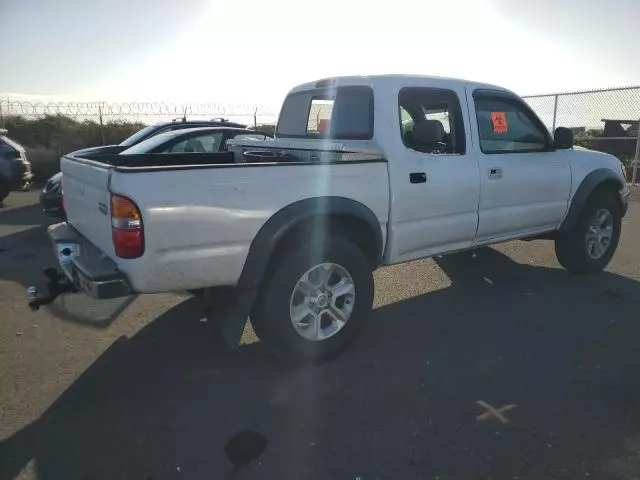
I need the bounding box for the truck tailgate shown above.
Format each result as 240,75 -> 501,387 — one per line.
61,156 -> 115,257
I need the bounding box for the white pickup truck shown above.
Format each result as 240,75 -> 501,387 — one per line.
30,75 -> 630,363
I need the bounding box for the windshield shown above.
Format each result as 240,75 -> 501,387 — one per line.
119,125 -> 159,147
119,130 -> 178,154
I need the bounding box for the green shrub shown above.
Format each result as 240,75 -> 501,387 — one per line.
27,147 -> 60,183
251,124 -> 276,136
4,114 -> 145,155
3,114 -> 146,182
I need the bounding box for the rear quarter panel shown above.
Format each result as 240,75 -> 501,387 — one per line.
110,162 -> 389,293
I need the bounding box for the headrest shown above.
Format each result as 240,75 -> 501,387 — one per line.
413,120 -> 445,144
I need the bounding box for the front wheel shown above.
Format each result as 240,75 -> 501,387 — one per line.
251,236 -> 374,364
555,190 -> 621,273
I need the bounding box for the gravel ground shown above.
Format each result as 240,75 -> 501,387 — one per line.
1,191 -> 639,480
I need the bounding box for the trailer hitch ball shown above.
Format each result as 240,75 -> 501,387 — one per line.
27,286 -> 40,311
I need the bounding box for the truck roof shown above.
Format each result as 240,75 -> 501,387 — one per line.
288,74 -> 514,95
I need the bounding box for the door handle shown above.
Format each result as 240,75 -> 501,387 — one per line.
410,172 -> 427,184
488,167 -> 503,179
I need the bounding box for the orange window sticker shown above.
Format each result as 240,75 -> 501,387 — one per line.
317,118 -> 330,133
491,112 -> 508,133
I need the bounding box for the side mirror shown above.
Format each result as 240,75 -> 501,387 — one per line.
553,127 -> 573,149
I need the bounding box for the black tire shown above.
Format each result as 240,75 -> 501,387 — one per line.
251,235 -> 374,364
555,189 -> 621,273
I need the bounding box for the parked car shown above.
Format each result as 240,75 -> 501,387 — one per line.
39,118 -> 263,218
118,127 -> 272,156
30,75 -> 629,364
0,129 -> 34,204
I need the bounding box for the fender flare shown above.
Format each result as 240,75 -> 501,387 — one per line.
560,168 -> 624,233
237,196 -> 383,290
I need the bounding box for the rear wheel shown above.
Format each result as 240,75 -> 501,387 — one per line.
555,190 -> 621,273
251,236 -> 374,364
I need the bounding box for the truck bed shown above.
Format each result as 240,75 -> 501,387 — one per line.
60,145 -> 390,293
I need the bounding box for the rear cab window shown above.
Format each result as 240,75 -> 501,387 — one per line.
276,86 -> 374,140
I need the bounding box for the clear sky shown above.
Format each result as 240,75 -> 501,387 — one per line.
2,0 -> 639,109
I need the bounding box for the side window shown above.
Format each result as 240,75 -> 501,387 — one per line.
166,133 -> 223,153
398,87 -> 466,154
223,133 -> 270,150
474,95 -> 550,154
231,133 -> 269,141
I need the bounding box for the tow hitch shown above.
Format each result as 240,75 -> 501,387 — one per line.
27,268 -> 77,311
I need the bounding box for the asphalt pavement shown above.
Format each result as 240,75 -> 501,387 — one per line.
1,191 -> 640,480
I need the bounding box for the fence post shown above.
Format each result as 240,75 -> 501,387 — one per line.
632,118 -> 640,186
254,107 -> 258,129
551,94 -> 559,132
0,99 -> 5,129
98,104 -> 105,145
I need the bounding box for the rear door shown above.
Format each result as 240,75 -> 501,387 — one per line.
469,90 -> 571,241
61,156 -> 115,256
386,86 -> 481,262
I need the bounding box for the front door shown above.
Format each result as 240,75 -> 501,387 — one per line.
469,90 -> 571,241
386,86 -> 481,263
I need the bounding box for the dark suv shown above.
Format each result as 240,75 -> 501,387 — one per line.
0,129 -> 34,204
40,118 -> 252,217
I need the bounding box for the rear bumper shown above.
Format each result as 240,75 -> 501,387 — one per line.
48,222 -> 131,299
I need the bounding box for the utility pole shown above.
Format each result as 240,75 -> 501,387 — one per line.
632,118 -> 640,185
98,103 -> 105,145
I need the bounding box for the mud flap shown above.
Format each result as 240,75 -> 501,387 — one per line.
202,287 -> 258,347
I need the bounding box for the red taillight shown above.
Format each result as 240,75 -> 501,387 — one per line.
112,229 -> 144,258
111,194 -> 144,258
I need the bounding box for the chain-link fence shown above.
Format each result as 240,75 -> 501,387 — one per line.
523,86 -> 640,186
2,87 -> 639,186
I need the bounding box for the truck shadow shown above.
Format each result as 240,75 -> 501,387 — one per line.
0,202 -> 45,227
2,247 -> 640,479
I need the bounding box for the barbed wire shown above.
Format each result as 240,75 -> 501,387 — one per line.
0,98 -> 278,124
